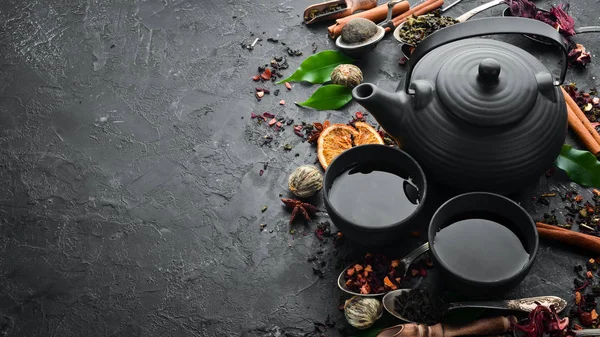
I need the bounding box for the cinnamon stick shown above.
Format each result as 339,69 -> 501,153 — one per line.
560,87 -> 600,152
388,0 -> 444,32
536,222 -> 600,255
327,1 -> 410,39
566,104 -> 600,156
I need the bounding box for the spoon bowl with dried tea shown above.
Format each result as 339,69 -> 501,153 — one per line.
337,243 -> 430,297
382,288 -> 567,324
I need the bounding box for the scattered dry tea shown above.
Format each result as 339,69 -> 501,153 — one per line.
305,3 -> 347,21
397,11 -> 458,45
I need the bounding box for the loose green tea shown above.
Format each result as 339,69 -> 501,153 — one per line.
329,162 -> 420,228
433,213 -> 530,282
393,289 -> 448,325
305,3 -> 347,21
398,11 -> 459,45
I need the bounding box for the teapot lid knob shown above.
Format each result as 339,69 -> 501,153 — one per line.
478,58 -> 501,84
435,49 -> 538,127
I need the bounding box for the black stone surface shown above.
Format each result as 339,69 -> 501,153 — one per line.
0,0 -> 599,336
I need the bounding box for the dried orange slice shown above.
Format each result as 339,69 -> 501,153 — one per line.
353,121 -> 384,146
317,122 -> 384,169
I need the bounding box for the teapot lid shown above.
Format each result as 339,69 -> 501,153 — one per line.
436,48 -> 538,127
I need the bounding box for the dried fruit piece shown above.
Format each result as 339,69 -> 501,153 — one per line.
279,100 -> 285,105
575,291 -> 582,304
316,122 -> 383,169
383,276 -> 397,290
285,82 -> 292,90
261,68 -> 272,80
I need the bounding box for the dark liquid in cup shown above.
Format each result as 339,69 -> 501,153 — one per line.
433,214 -> 530,282
328,162 -> 420,228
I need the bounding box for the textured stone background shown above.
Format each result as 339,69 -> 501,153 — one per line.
0,0 -> 599,336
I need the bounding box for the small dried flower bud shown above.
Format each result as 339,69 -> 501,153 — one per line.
331,64 -> 363,89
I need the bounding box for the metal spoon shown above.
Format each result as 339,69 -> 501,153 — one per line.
337,242 -> 430,297
382,288 -> 567,323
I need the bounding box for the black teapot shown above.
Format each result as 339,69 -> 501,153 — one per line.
352,17 -> 569,195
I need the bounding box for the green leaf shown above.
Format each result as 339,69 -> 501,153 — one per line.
555,144 -> 600,188
296,84 -> 353,110
276,50 -> 354,84
351,327 -> 383,337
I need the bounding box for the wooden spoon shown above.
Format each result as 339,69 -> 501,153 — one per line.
376,315 -> 515,337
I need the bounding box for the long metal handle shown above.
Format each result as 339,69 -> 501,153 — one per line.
575,329 -> 600,337
575,26 -> 600,34
456,0 -> 504,22
448,301 -> 510,311
379,0 -> 407,29
441,0 -> 465,13
400,242 -> 430,277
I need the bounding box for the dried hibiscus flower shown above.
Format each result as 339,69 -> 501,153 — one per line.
536,3 -> 576,37
505,0 -> 575,37
511,304 -> 571,337
504,0 -> 538,19
568,43 -> 592,68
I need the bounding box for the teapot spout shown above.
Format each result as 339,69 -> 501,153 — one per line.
352,83 -> 408,141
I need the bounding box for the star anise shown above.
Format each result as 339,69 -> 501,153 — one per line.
307,120 -> 330,144
281,198 -> 319,224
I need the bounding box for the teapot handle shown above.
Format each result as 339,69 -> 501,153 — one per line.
404,17 -> 569,93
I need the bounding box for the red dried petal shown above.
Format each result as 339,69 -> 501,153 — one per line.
263,112 -> 275,118
261,68 -> 272,80
252,75 -> 261,81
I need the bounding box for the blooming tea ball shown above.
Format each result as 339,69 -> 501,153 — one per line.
331,64 -> 363,89
288,165 -> 323,198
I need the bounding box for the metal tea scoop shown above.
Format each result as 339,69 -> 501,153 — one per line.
337,242 -> 430,297
304,0 -> 377,25
382,288 -> 567,323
